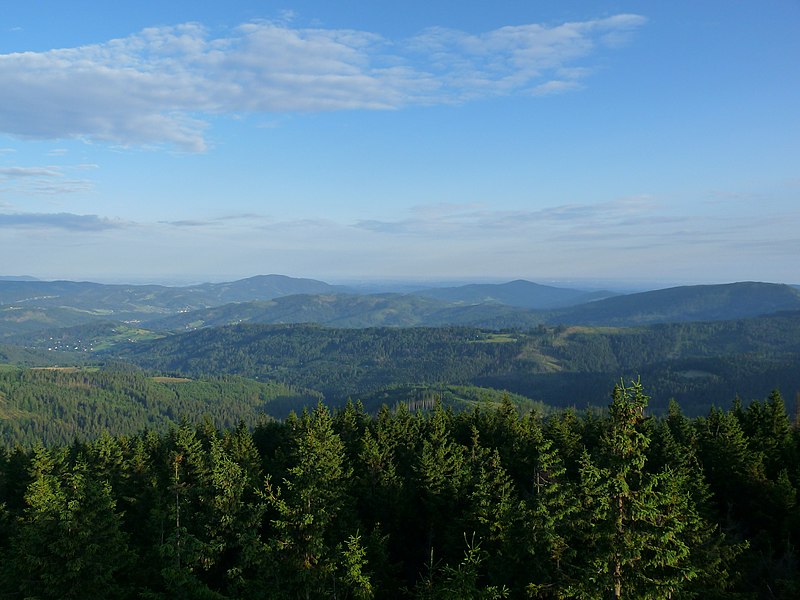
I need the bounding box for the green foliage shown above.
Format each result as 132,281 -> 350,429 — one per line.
569,381 -> 734,599
0,382 -> 797,598
260,403 -> 358,598
0,367 -> 320,447
109,313 -> 800,417
6,450 -> 132,599
413,538 -> 509,600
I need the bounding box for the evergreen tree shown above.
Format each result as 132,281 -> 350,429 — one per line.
520,414 -> 578,598
156,424 -> 221,599
412,537 -> 509,600
744,390 -> 792,478
569,381 -> 726,599
200,434 -> 266,597
8,450 -> 132,599
414,403 -> 469,561
260,402 -> 358,599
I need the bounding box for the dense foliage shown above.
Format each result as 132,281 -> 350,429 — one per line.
1,384 -> 799,598
110,316 -> 800,414
0,367 -> 321,447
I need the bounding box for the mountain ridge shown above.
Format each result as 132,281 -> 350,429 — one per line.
2,276 -> 799,338
412,278 -> 617,308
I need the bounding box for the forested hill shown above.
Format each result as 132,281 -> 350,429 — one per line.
0,274 -> 345,324
144,293 -> 458,331
110,311 -> 800,415
411,279 -> 616,308
548,281 -> 800,325
0,367 -> 322,447
142,281 -> 800,333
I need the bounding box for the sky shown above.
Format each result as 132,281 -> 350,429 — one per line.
1,1 -> 798,287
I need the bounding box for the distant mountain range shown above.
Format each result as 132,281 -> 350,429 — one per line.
0,274 -> 343,314
549,281 -> 800,325
412,279 -> 616,308
2,275 -> 800,338
143,281 -> 800,332
2,274 -> 800,419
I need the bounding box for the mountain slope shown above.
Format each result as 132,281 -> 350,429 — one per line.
110,311 -> 800,415
0,274 -> 347,335
145,281 -> 800,332
547,282 -> 800,325
413,279 -> 615,308
3,278 -> 800,338
145,293 -> 456,331
191,274 -> 347,303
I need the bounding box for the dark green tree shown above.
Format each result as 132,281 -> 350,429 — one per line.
8,449 -> 132,599
569,381 -> 728,599
260,403 -> 360,599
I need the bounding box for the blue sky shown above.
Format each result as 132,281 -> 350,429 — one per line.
1,1 -> 798,286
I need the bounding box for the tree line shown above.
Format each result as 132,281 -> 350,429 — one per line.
1,382 -> 799,598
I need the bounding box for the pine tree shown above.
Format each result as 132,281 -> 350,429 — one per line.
458,429 -> 537,594
8,450 -> 132,599
414,403 -> 469,561
521,413 -> 579,598
201,434 -> 266,597
412,536 -> 509,600
745,390 -> 792,478
260,402 -> 358,599
157,424 -> 221,599
569,380 -> 727,599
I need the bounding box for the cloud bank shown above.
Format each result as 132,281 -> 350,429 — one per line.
0,15 -> 645,151
0,212 -> 123,231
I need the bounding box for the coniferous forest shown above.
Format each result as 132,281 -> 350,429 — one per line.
1,382 -> 799,599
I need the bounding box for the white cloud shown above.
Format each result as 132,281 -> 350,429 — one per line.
531,79 -> 583,96
0,164 -> 94,195
0,166 -> 62,178
353,195 -> 663,237
3,196 -> 797,283
0,15 -> 646,151
0,211 -> 125,231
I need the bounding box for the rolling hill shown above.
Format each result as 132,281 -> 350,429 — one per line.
413,279 -> 616,308
547,281 -> 800,325
143,293 -> 452,331
108,310 -> 800,415
141,281 -> 800,333
0,274 -> 347,336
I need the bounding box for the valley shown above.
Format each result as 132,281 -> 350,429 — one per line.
1,274 -> 799,446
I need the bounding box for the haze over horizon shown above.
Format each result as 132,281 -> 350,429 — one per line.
1,1 -> 798,285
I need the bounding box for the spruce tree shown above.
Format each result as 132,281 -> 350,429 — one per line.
569,381 -> 727,599
8,450 -> 132,599
261,402 -> 359,599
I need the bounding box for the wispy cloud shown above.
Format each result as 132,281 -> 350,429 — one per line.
161,213 -> 273,227
0,212 -> 125,231
354,195 -> 664,236
0,164 -> 94,196
0,166 -> 62,178
3,197 -> 796,282
0,15 -> 646,151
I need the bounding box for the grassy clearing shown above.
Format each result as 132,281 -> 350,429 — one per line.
470,333 -> 518,344
151,376 -> 192,383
